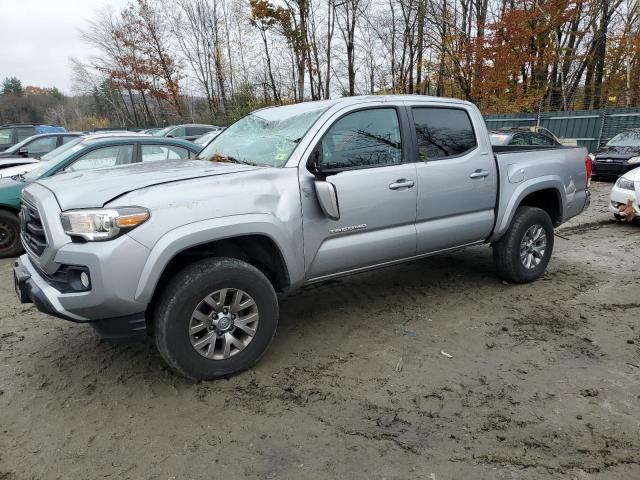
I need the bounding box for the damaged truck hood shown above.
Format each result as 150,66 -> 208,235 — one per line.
35,159 -> 258,210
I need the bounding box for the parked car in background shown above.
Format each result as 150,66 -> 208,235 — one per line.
193,128 -> 224,147
13,95 -> 591,380
609,167 -> 639,220
591,129 -> 640,179
0,124 -> 66,151
490,128 -> 562,147
0,132 -> 82,159
0,132 -> 137,179
0,134 -> 200,258
153,124 -> 220,142
140,128 -> 161,135
491,126 -> 578,147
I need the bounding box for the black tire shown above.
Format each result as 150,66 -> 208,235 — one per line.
492,207 -> 554,284
614,213 -> 623,221
154,257 -> 278,381
0,210 -> 23,258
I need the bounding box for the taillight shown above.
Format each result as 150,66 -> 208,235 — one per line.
585,155 -> 592,187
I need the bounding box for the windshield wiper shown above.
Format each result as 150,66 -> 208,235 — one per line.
12,173 -> 26,182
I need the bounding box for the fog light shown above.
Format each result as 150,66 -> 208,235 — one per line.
80,271 -> 90,289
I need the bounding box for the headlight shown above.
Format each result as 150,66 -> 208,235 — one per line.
628,156 -> 640,165
615,178 -> 635,191
60,207 -> 150,241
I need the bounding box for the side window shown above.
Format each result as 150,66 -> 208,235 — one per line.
319,108 -> 402,170
0,128 -> 13,146
27,136 -> 58,152
141,145 -> 191,162
170,126 -> 186,137
66,145 -> 134,172
61,135 -> 78,144
16,127 -> 35,142
508,134 -> 528,146
412,108 -> 477,160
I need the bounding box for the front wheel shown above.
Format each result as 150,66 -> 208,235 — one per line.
0,210 -> 23,258
492,207 -> 554,284
154,257 -> 279,380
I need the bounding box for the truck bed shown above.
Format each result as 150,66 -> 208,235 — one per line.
490,145 -> 589,241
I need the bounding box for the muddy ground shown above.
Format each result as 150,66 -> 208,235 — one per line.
1,181 -> 639,480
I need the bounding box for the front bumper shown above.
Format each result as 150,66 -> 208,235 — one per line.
14,253 -> 148,340
593,162 -> 636,177
609,183 -> 639,215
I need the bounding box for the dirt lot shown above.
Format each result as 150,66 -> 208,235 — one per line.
1,181 -> 639,480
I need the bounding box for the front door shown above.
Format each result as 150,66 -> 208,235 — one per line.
301,107 -> 418,280
410,106 -> 498,253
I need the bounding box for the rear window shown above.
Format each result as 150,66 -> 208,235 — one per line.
412,107 -> 477,160
186,126 -> 211,136
530,133 -> 557,146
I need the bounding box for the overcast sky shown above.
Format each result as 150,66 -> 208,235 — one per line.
0,0 -> 129,93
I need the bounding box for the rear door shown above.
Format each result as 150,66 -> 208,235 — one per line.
25,136 -> 58,158
301,106 -> 418,280
410,105 -> 498,253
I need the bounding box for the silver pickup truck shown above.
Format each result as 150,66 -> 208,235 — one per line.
14,96 -> 591,380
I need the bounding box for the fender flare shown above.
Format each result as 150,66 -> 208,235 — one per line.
490,176 -> 567,242
134,213 -> 298,304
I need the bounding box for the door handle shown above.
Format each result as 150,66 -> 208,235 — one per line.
469,170 -> 489,179
389,179 -> 415,190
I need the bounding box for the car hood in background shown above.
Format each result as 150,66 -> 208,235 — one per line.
0,162 -> 42,179
594,145 -> 640,159
0,157 -> 39,168
35,159 -> 259,210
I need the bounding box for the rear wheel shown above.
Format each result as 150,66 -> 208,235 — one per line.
492,207 -> 554,283
0,210 -> 22,258
154,257 -> 278,380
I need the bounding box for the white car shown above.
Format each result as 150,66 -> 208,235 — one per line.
0,158 -> 41,179
609,167 -> 640,219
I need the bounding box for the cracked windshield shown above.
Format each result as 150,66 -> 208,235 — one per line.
197,105 -> 328,167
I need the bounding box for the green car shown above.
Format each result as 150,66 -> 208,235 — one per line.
0,133 -> 201,258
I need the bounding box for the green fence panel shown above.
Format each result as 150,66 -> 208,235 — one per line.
484,108 -> 640,153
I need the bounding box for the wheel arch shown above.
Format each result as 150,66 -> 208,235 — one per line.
491,177 -> 567,242
0,204 -> 20,215
135,216 -> 296,312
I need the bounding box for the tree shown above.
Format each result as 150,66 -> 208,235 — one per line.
2,77 -> 23,96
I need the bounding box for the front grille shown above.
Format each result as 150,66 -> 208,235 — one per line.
595,163 -> 623,173
20,201 -> 48,256
596,158 -> 624,164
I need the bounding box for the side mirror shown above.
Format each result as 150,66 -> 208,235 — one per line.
314,180 -> 340,220
19,147 -> 28,156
